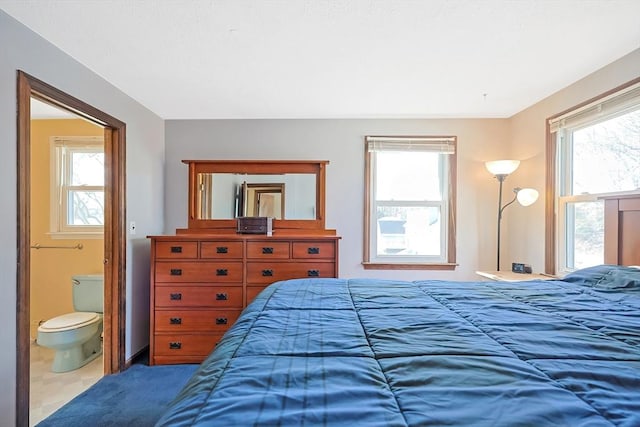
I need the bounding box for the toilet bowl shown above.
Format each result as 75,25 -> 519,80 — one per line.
37,274 -> 104,373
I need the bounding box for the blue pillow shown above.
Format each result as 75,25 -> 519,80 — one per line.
563,265 -> 640,291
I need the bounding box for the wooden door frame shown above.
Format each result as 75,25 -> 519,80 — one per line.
16,71 -> 126,425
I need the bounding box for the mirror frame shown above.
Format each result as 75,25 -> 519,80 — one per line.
183,160 -> 329,231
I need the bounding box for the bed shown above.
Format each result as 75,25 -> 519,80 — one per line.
156,265 -> 640,426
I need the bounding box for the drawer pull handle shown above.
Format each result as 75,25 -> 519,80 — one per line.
170,268 -> 182,276
262,247 -> 274,254
170,246 -> 183,253
170,293 -> 182,300
169,317 -> 182,325
216,268 -> 228,276
216,246 -> 228,254
262,269 -> 274,277
216,293 -> 228,301
216,317 -> 228,325
308,247 -> 320,254
307,269 -> 320,277
169,342 -> 182,350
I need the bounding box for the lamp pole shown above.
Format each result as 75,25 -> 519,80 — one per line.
496,180 -> 521,271
486,160 -> 537,272
495,174 -> 506,270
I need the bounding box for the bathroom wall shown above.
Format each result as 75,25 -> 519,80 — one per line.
30,119 -> 105,339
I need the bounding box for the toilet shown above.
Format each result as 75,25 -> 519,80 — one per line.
37,274 -> 104,373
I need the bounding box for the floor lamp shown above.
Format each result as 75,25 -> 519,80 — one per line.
485,160 -> 539,271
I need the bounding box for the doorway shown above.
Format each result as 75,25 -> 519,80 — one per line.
16,71 -> 126,426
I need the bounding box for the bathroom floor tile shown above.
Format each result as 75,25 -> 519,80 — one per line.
30,341 -> 103,426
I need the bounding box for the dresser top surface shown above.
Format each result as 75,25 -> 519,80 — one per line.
148,234 -> 340,241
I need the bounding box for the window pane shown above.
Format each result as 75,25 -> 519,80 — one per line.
71,151 -> 104,186
376,206 -> 440,256
68,191 -> 104,225
572,109 -> 640,194
565,200 -> 604,269
376,152 -> 441,201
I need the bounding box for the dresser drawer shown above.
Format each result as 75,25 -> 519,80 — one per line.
155,309 -> 241,332
292,242 -> 335,259
200,241 -> 243,259
155,261 -> 243,282
247,262 -> 336,284
154,334 -> 220,357
155,286 -> 243,308
155,241 -> 198,259
246,241 -> 290,259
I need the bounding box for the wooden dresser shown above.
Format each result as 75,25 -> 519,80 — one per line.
149,234 -> 340,365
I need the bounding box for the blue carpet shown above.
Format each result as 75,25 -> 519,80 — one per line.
37,363 -> 199,427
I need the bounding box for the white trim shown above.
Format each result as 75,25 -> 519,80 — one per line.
366,136 -> 456,142
51,135 -> 104,147
366,136 -> 455,153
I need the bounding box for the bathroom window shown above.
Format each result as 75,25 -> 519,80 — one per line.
50,137 -> 104,238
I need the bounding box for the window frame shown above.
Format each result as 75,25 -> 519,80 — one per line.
545,77 -> 640,274
49,136 -> 105,238
363,135 -> 457,270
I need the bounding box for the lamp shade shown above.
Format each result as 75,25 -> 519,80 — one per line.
516,188 -> 539,206
485,160 -> 520,176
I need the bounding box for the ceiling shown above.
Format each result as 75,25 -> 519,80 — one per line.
30,98 -> 77,119
2,0 -> 639,120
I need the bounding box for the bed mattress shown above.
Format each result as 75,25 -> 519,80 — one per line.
156,267 -> 640,426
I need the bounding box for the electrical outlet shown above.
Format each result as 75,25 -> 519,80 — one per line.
129,221 -> 136,235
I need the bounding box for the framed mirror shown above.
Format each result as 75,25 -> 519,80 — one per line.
183,160 -> 329,231
197,173 -> 315,220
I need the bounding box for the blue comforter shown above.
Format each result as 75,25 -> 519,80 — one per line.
156,268 -> 640,426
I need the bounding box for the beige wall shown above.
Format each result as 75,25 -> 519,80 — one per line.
29,119 -> 105,339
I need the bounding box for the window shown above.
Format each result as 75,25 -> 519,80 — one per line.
50,136 -> 105,237
364,136 -> 456,269
549,80 -> 640,274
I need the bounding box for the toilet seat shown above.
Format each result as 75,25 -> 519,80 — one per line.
38,312 -> 100,332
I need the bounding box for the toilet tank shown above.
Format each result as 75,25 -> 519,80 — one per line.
72,274 -> 104,313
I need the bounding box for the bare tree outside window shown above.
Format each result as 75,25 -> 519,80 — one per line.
50,137 -> 104,235
68,151 -> 104,225
561,108 -> 640,269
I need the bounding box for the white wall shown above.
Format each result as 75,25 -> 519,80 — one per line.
165,118 -> 511,281
0,10 -> 165,425
508,48 -> 640,273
